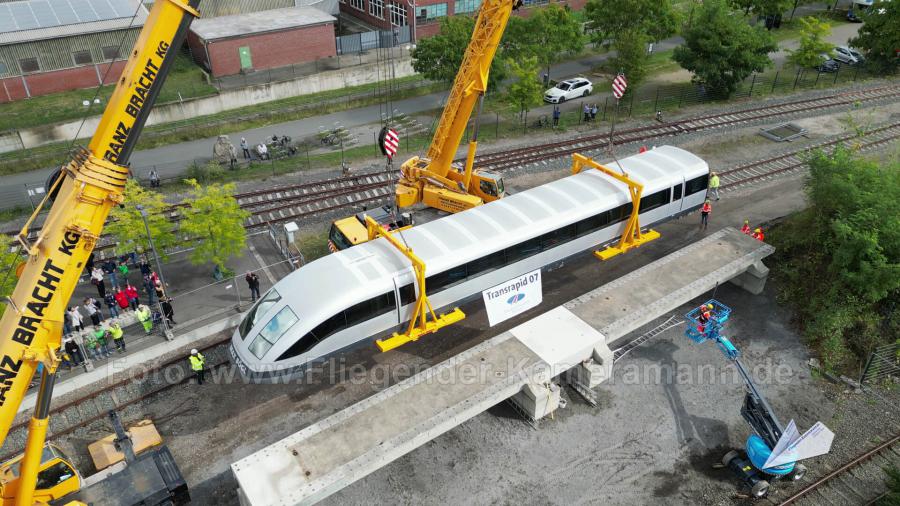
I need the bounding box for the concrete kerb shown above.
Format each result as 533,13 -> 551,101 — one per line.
14,312 -> 244,423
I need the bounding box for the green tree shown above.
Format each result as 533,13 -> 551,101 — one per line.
0,236 -> 22,314
879,467 -> 900,506
106,179 -> 176,260
514,5 -> 585,79
608,29 -> 651,92
584,0 -> 678,46
179,179 -> 250,277
750,0 -> 793,20
850,0 -> 900,74
503,56 -> 544,117
787,17 -> 834,69
411,16 -> 507,88
673,0 -> 777,98
770,147 -> 900,370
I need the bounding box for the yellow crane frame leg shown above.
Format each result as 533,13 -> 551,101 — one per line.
571,153 -> 661,260
364,216 -> 465,352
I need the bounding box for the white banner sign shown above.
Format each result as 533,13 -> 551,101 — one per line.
763,419 -> 835,469
482,269 -> 542,327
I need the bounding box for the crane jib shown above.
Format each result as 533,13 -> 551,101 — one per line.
104,40 -> 169,164
0,230 -> 79,406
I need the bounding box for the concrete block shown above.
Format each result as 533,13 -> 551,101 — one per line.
511,382 -> 561,420
728,259 -> 770,295
570,343 -> 615,389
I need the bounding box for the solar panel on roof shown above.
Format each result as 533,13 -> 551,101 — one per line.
9,3 -> 40,29
48,0 -> 80,24
0,6 -> 16,31
89,0 -> 115,19
31,1 -> 60,27
69,0 -> 99,22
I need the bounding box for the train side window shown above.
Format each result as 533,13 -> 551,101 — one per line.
540,224 -> 576,250
427,264 -> 467,292
685,175 -> 708,196
673,184 -> 682,201
467,251 -> 505,278
372,291 -> 396,316
399,284 -> 416,306
611,202 -> 633,224
576,211 -> 610,236
639,189 -> 671,213
506,237 -> 541,263
275,332 -> 320,361
312,312 -> 347,340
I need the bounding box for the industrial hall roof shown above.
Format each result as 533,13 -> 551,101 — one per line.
0,0 -> 148,46
189,6 -> 336,42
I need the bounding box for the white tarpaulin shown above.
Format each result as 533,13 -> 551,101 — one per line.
482,269 -> 542,327
763,420 -> 835,469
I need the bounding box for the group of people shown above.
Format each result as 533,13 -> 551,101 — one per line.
239,135 -> 294,161
582,103 -> 600,122
741,220 -> 765,241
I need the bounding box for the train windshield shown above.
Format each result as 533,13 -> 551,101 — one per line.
239,289 -> 282,339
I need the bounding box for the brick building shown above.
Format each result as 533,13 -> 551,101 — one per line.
338,0 -> 586,40
187,6 -> 337,77
0,0 -> 147,103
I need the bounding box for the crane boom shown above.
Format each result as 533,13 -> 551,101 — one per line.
0,0 -> 199,502
395,0 -> 519,213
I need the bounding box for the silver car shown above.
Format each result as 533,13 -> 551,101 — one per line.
833,46 -> 864,65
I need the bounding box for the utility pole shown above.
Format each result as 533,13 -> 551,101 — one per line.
136,205 -> 173,340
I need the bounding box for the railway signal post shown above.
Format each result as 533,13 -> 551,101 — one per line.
608,73 -> 628,155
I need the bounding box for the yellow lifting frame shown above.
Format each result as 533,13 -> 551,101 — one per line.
365,216 -> 466,352
571,153 -> 661,260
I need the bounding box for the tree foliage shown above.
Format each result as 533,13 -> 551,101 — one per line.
179,179 -> 249,274
770,147 -> 900,371
584,0 -> 678,46
850,0 -> 900,75
503,56 -> 543,114
673,0 -> 777,97
608,29 -> 651,92
787,17 -> 834,69
510,4 -> 585,77
106,178 -> 176,260
411,16 -> 507,88
0,235 -> 22,314
750,0 -> 793,18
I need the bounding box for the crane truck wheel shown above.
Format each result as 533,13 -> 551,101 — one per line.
721,450 -> 739,467
790,464 -> 807,481
750,480 -> 769,497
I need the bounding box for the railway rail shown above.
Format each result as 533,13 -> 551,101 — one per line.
776,433 -> 900,506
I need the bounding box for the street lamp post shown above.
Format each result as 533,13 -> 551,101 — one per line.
136,205 -> 173,340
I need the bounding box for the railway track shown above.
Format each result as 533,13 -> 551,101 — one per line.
777,433 -> 900,506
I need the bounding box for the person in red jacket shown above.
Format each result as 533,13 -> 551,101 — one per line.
125,283 -> 140,310
741,220 -> 751,235
753,228 -> 765,241
700,200 -> 712,230
114,288 -> 129,311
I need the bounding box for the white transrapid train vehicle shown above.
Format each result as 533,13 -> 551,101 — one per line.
230,146 -> 710,382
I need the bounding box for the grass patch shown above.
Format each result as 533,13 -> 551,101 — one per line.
293,230 -> 331,263
0,53 -> 216,132
0,206 -> 31,224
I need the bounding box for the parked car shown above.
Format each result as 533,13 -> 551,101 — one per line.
543,77 -> 593,103
815,54 -> 840,73
833,46 -> 864,65
846,9 -> 862,22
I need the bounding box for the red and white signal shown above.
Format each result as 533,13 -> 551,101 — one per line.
612,74 -> 627,100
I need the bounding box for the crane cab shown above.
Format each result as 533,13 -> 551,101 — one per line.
0,444 -> 81,505
471,170 -> 505,202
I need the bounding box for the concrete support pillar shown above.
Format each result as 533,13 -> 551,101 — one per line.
728,259 -> 770,295
510,382 -> 561,421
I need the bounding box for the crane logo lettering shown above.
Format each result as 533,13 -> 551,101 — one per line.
0,230 -> 79,406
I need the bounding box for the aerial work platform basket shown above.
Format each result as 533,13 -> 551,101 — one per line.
685,299 -> 732,344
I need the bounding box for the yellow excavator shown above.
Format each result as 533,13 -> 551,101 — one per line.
395,0 -> 520,213
0,0 -> 199,504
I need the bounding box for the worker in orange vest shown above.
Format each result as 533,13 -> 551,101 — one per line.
700,200 -> 712,230
741,220 -> 751,235
753,228 -> 765,241
697,303 -> 714,333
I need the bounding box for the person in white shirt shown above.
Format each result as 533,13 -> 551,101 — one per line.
256,143 -> 269,160
67,306 -> 84,333
83,298 -> 101,326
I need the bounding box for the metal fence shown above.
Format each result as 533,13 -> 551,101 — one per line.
336,25 -> 411,55
860,342 -> 900,385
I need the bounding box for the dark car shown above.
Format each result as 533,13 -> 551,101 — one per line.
847,9 -> 862,22
815,54 -> 839,73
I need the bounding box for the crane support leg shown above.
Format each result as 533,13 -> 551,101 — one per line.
571,153 -> 660,260
16,366 -> 57,506
365,216 -> 465,352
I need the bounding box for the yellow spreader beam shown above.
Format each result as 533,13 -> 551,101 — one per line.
571,153 -> 661,260
364,216 -> 465,352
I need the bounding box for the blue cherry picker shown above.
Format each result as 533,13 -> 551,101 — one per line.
684,300 -> 807,498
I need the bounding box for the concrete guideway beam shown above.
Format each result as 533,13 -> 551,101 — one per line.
231,227 -> 774,506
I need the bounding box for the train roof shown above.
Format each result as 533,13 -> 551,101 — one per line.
274,146 -> 707,321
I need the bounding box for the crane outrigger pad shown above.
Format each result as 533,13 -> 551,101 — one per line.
571,153 -> 661,261
365,216 -> 466,352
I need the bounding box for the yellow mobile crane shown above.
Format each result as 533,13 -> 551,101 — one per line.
0,0 -> 199,504
395,0 -> 521,213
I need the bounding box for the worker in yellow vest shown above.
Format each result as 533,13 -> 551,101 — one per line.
110,322 -> 125,353
189,349 -> 206,384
